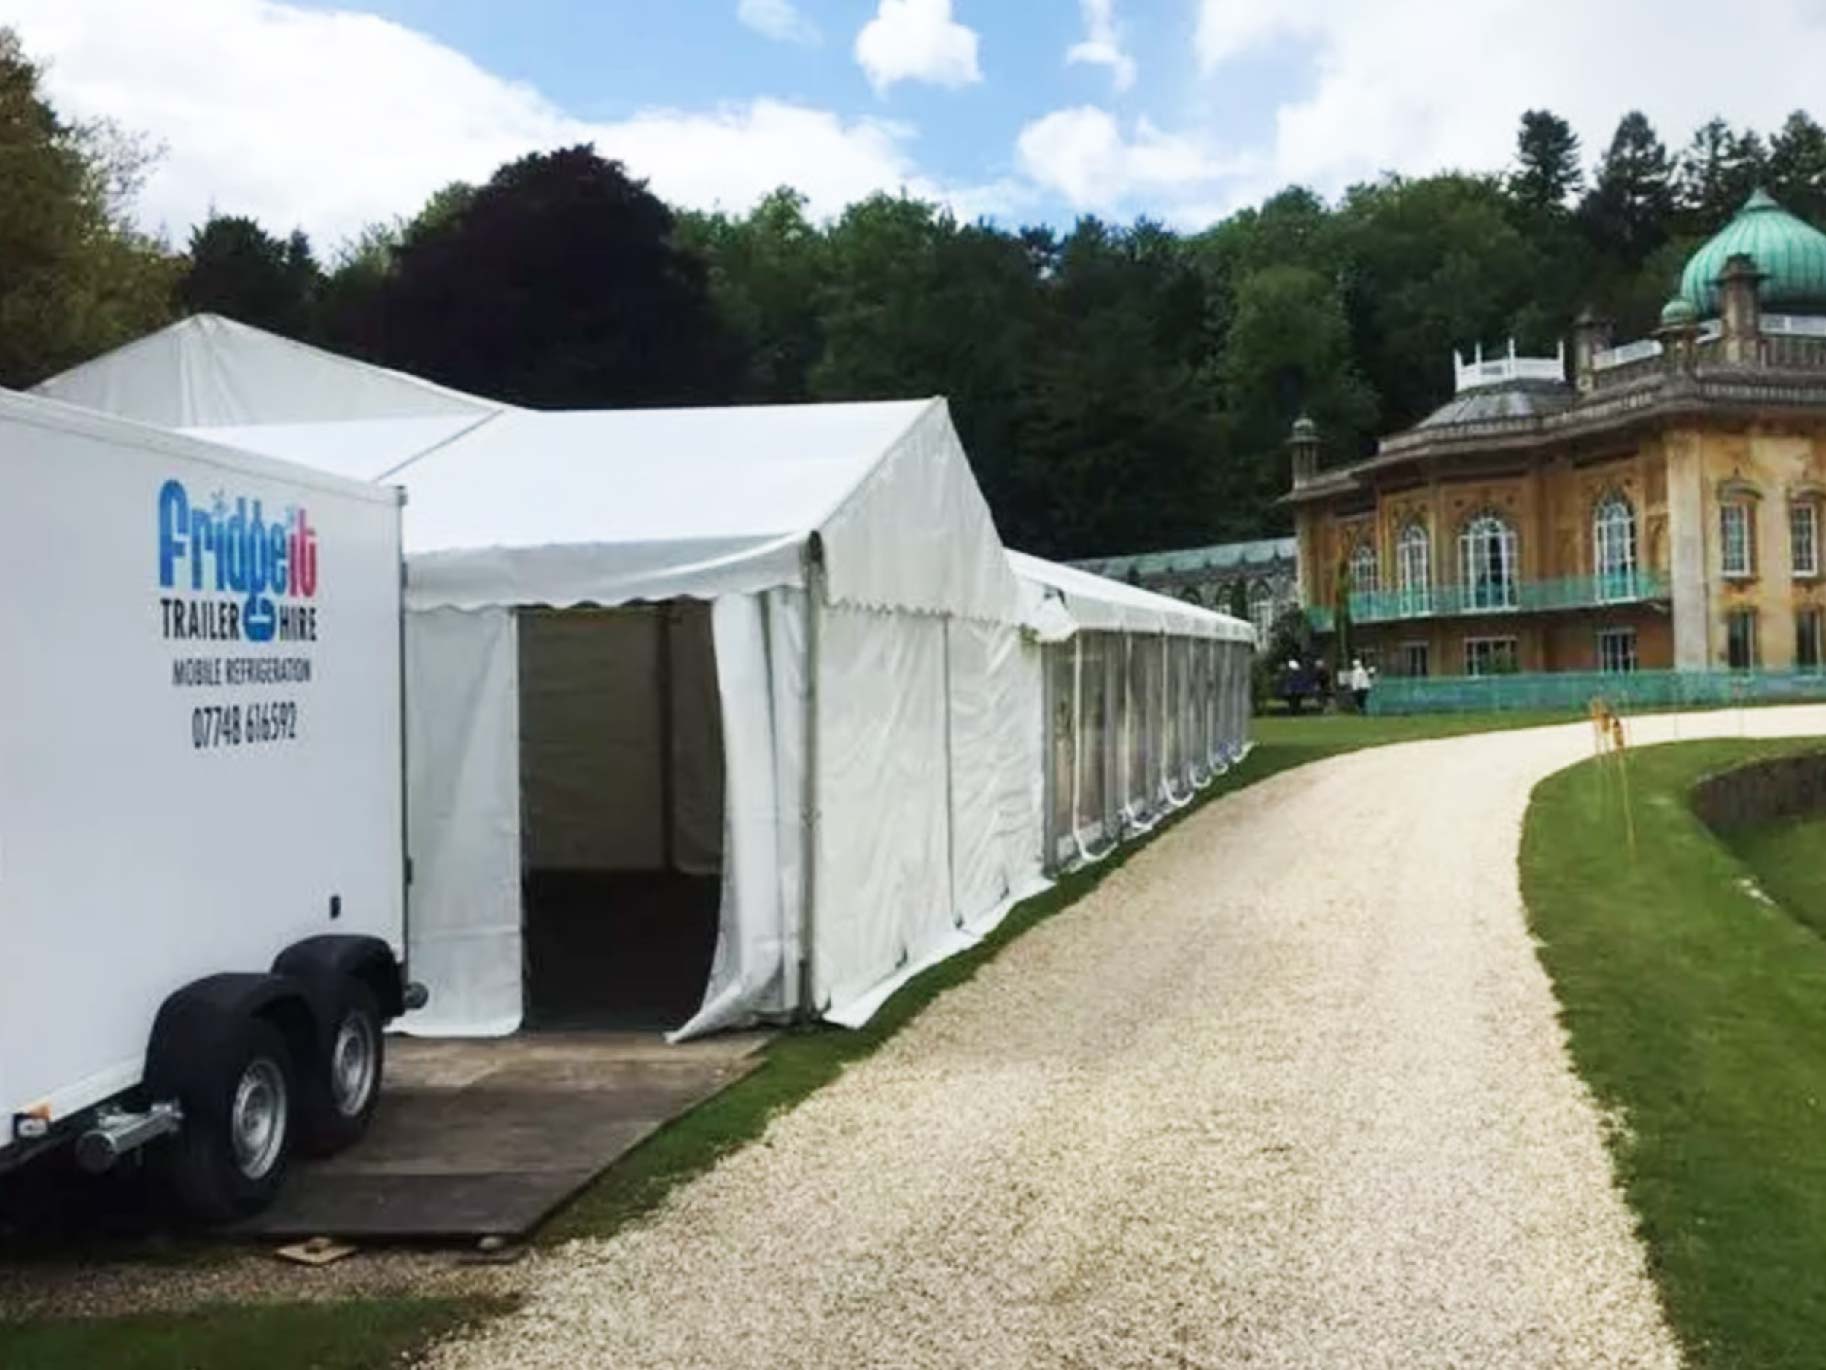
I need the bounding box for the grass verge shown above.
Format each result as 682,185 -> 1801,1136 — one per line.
1522,737 -> 1826,1370
0,1295 -> 514,1370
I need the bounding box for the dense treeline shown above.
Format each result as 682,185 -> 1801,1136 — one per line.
7,26 -> 1826,558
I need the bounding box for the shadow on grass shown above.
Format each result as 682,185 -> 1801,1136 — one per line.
1721,815 -> 1826,939
1523,737 -> 1826,1370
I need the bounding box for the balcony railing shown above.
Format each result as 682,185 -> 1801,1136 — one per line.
1366,667 -> 1826,717
1590,319 -> 1826,392
1341,570 -> 1668,624
1453,340 -> 1566,392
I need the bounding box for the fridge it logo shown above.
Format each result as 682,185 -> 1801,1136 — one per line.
157,479 -> 318,643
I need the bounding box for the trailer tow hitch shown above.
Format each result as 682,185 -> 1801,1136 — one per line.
75,1101 -> 183,1173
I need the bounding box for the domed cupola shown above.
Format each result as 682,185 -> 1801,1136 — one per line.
1660,295 -> 1699,329
1679,188 -> 1826,316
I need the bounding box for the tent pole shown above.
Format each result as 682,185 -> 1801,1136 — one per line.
1041,644 -> 1057,873
797,537 -> 823,1022
1105,639 -> 1119,830
395,522 -> 412,982
1069,635 -> 1085,860
658,605 -> 676,874
1120,634 -> 1133,824
1160,634 -> 1170,805
942,617 -> 958,927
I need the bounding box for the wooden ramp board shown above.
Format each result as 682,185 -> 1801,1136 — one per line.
233,1031 -> 768,1240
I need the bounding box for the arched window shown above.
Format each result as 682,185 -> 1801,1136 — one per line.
1593,494 -> 1637,600
1350,541 -> 1380,595
1397,522 -> 1431,616
1459,514 -> 1518,610
1248,582 -> 1276,646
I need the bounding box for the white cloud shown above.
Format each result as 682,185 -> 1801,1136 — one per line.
1066,0 -> 1136,94
737,0 -> 819,47
1193,0 -> 1826,202
854,0 -> 983,95
1016,106 -> 1244,212
2,0 -> 993,244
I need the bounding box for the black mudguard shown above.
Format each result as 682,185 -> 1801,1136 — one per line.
272,934 -> 405,1023
142,973 -> 315,1122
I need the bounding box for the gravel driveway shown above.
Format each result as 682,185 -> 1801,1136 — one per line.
422,709 -> 1826,1369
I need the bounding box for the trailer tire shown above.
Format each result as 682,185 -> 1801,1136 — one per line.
155,1016 -> 295,1222
296,977 -> 385,1157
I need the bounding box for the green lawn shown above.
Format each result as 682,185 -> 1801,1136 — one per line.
0,1297 -> 512,1370
1523,738 -> 1826,1370
1720,815 -> 1826,940
1254,706 -> 1585,749
0,707 -> 1604,1369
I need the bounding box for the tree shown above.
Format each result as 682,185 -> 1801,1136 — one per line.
811,195 -> 1039,534
1221,263 -> 1376,479
314,220 -> 400,359
676,187 -> 828,402
1328,173 -> 1576,435
1005,217 -> 1228,555
313,184 -> 480,361
1512,110 -> 1583,212
402,182 -> 475,248
1609,232 -> 1704,339
1579,111 -> 1676,268
1769,111 -> 1826,224
178,215 -> 321,336
1675,117 -> 1767,232
0,27 -> 177,387
1196,185 -> 1334,276
374,146 -> 735,406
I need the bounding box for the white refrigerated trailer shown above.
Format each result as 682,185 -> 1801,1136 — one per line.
0,389 -> 419,1220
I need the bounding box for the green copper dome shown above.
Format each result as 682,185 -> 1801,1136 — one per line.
1660,295 -> 1699,327
1680,188 -> 1826,316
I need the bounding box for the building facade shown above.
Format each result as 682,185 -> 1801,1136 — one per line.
1290,190 -> 1826,681
1073,538 -> 1300,645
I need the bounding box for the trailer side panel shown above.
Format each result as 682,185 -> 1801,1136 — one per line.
0,402 -> 403,1144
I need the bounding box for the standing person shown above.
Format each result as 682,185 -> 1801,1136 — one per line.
1349,656 -> 1372,713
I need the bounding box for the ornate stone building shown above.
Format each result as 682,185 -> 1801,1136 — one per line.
1290,189 -> 1826,679
1073,538 -> 1300,645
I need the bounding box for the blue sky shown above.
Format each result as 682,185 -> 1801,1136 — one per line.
5,0 -> 1822,248
365,0 -> 1290,164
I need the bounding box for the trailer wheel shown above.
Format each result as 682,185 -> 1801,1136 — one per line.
155,1016 -> 295,1221
296,978 -> 385,1157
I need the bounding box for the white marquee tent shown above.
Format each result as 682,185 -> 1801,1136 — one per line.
39,316 -> 1254,1038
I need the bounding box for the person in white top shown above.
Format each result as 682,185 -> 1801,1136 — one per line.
1348,657 -> 1372,712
